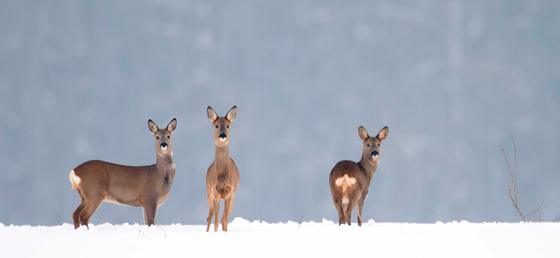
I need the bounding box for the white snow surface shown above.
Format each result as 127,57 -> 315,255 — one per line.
1,218 -> 558,258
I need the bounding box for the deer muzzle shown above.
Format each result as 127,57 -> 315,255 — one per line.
371,150 -> 379,159
160,142 -> 168,151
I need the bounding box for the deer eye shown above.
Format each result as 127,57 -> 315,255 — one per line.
226,125 -> 229,128
378,144 -> 380,147
167,136 -> 170,139
215,125 -> 218,128
156,136 -> 160,140
366,143 -> 370,147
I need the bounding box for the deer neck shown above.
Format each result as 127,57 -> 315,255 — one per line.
156,151 -> 175,173
214,145 -> 231,169
359,154 -> 377,183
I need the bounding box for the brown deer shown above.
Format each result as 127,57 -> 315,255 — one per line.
68,118 -> 177,229
205,106 -> 240,232
329,125 -> 388,226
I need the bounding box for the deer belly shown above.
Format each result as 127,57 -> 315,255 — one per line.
104,195 -> 141,207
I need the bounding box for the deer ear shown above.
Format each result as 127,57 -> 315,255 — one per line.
207,106 -> 218,122
148,119 -> 159,134
358,126 -> 369,141
167,118 -> 177,133
226,105 -> 238,122
376,126 -> 389,141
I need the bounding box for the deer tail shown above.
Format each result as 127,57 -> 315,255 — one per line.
69,170 -> 81,190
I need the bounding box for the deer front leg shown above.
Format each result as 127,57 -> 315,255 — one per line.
143,200 -> 158,226
206,196 -> 215,232
213,200 -> 220,232
222,196 -> 234,232
357,203 -> 363,226
357,196 -> 365,226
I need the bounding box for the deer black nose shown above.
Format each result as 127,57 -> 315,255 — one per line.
371,150 -> 379,157
219,133 -> 227,139
160,142 -> 168,148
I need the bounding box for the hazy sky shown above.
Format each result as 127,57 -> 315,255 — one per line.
1,0 -> 559,225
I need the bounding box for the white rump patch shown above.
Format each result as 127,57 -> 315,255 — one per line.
335,174 -> 356,194
341,197 -> 350,205
335,175 -> 356,186
68,170 -> 81,189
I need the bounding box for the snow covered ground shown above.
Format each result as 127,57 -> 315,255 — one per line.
1,218 -> 558,258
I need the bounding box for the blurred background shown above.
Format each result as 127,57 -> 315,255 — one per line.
0,0 -> 559,225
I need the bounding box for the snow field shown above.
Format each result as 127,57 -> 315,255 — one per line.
1,218 -> 558,258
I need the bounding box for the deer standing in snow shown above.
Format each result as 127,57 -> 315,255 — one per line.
329,125 -> 388,226
68,118 -> 177,229
205,106 -> 240,232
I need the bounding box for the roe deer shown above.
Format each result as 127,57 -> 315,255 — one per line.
205,105 -> 240,232
68,118 -> 177,229
329,125 -> 388,226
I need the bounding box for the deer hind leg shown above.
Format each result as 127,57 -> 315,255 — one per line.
343,194 -> 356,226
338,209 -> 345,225
340,196 -> 353,225
72,188 -> 86,229
79,195 -> 103,229
213,199 -> 220,232
330,189 -> 344,225
72,203 -> 85,229
333,196 -> 345,225
222,195 -> 234,232
345,205 -> 353,226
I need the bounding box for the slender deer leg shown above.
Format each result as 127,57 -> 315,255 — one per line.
333,194 -> 344,226
228,196 -> 235,224
341,197 -> 350,225
80,196 -> 103,229
345,204 -> 353,226
222,196 -> 233,232
206,197 -> 215,232
72,203 -> 85,229
334,199 -> 345,226
213,200 -> 220,232
357,198 -> 365,226
357,205 -> 363,226
143,201 -> 158,226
